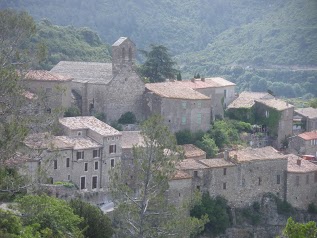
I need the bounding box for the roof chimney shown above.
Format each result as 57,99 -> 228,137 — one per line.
201,77 -> 205,82
191,78 -> 195,82
224,150 -> 229,160
297,159 -> 301,166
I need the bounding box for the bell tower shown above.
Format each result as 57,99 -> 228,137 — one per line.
112,37 -> 136,76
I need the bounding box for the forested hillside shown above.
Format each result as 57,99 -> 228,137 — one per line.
1,0 -> 317,98
30,20 -> 111,70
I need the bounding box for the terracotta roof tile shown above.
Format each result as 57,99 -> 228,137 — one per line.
178,77 -> 235,89
182,144 -> 206,159
177,159 -> 209,170
121,131 -> 144,148
287,154 -> 317,173
171,170 -> 192,180
145,82 -> 210,100
59,116 -> 121,137
199,158 -> 235,168
298,131 -> 317,140
295,107 -> 317,119
256,98 -> 294,111
227,91 -> 273,109
229,146 -> 287,162
25,70 -> 72,82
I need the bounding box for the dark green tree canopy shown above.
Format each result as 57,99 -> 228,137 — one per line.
139,45 -> 178,83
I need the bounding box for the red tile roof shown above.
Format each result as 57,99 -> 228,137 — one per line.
298,131 -> 317,140
25,70 -> 73,82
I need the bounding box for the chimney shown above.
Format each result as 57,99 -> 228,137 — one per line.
224,150 -> 229,160
191,78 -> 195,82
234,154 -> 238,161
201,77 -> 205,82
297,159 -> 301,166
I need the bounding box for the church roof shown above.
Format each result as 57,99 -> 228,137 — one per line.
25,70 -> 73,82
50,61 -> 112,84
112,37 -> 134,46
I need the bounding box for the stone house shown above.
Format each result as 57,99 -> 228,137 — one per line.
22,70 -> 73,113
286,155 -> 317,209
144,82 -> 212,132
23,116 -> 121,200
227,92 -> 294,149
294,107 -> 317,132
175,77 -> 236,119
291,131 -> 317,157
172,147 -> 288,208
51,37 -> 145,122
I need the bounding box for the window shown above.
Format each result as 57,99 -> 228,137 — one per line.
46,108 -> 51,114
93,149 -> 99,158
265,110 -> 270,118
306,174 -> 309,184
92,176 -> 97,189
111,159 -> 115,168
223,182 -> 227,190
77,131 -> 82,136
94,161 -> 99,170
296,176 -> 300,186
80,176 -> 86,190
54,160 -> 57,169
277,175 -> 281,184
182,101 -> 187,109
181,116 -> 186,125
109,145 -> 116,154
67,175 -> 70,180
66,158 -> 70,168
196,186 -> 200,191
223,168 -> 227,176
224,89 -> 227,98
258,177 -> 262,185
197,113 -> 202,124
194,171 -> 198,177
77,151 -> 84,160
84,162 -> 88,172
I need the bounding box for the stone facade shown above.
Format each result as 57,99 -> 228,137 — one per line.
23,117 -> 121,200
286,155 -> 317,209
144,82 -> 212,132
51,37 -> 145,122
291,131 -> 317,157
294,107 -> 317,132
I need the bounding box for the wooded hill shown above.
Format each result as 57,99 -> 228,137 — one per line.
1,0 -> 317,98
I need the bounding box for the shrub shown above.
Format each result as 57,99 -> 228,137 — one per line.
64,106 -> 80,117
118,111 -> 136,124
308,203 -> 317,214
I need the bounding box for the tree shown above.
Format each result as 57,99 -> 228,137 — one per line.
176,72 -> 182,81
310,98 -> 317,108
69,199 -> 113,238
118,111 -> 136,124
195,135 -> 219,158
17,195 -> 84,237
282,217 -> 317,238
190,192 -> 230,236
139,45 -> 178,83
110,115 -> 206,237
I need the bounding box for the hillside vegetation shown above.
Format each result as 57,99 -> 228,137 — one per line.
1,0 -> 317,98
30,20 -> 111,70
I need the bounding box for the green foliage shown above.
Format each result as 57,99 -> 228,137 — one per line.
110,121 -> 123,131
175,129 -> 204,145
254,107 -> 281,137
237,202 -> 262,226
176,72 -> 182,81
31,20 -> 111,70
140,45 -> 178,83
118,111 -> 136,124
283,217 -> 317,238
266,193 -> 294,216
111,115 -> 205,237
93,112 -> 107,122
53,181 -> 75,188
0,209 -> 23,236
195,134 -> 219,158
190,193 -> 230,236
17,195 -> 83,237
64,107 -> 81,117
69,199 -> 113,238
310,98 -> 317,108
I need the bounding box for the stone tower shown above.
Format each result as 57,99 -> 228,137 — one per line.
112,37 -> 136,76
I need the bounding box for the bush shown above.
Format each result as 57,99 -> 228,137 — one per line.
118,111 -> 136,124
64,106 -> 80,117
94,112 -> 106,122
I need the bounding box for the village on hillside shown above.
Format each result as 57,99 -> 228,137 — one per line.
8,37 -> 317,215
